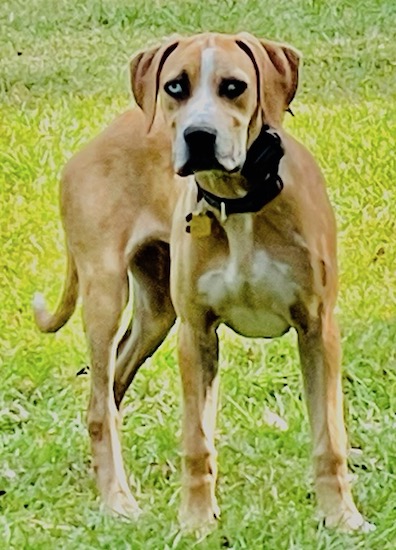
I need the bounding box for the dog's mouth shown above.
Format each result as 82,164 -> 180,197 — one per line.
177,159 -> 242,178
177,157 -> 228,178
175,141 -> 249,199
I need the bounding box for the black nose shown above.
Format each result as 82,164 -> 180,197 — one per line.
183,126 -> 217,157
179,126 -> 221,175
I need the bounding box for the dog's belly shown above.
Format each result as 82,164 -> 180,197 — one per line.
198,251 -> 297,338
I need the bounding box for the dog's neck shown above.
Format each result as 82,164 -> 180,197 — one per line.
223,214 -> 255,277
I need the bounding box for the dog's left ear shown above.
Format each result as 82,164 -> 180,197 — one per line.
236,33 -> 301,127
130,38 -> 179,132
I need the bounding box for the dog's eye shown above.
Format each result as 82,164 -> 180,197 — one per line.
164,77 -> 189,100
219,79 -> 247,100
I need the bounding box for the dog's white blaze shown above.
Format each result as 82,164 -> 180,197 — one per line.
183,47 -> 217,127
198,47 -> 216,108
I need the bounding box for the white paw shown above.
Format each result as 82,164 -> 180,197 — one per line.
325,510 -> 375,533
105,490 -> 141,520
179,503 -> 220,534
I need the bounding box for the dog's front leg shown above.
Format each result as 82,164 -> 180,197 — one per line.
177,319 -> 220,532
297,307 -> 370,531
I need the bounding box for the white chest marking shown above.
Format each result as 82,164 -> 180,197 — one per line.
198,216 -> 297,337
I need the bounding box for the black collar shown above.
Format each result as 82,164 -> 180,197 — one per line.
196,175 -> 283,216
195,125 -> 284,216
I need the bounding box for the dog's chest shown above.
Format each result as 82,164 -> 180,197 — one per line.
197,217 -> 298,338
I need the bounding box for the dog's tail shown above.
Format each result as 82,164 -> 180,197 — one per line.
33,247 -> 78,333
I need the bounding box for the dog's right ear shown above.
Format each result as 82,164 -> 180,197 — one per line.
130,39 -> 179,132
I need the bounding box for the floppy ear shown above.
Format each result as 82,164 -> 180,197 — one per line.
236,33 -> 301,127
130,39 -> 179,131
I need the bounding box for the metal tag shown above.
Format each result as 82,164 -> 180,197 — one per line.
186,211 -> 212,238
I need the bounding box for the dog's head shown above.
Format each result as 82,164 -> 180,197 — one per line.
130,33 -> 300,183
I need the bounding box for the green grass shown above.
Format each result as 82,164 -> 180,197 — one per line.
1,0 -> 396,548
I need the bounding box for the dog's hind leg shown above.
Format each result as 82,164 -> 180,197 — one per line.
114,241 -> 176,408
79,252 -> 140,518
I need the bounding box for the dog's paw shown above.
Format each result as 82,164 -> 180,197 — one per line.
324,510 -> 375,533
179,502 -> 220,534
105,490 -> 142,520
179,502 -> 220,536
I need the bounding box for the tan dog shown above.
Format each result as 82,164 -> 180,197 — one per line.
34,32 -> 371,532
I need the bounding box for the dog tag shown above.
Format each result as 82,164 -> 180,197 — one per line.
186,212 -> 212,237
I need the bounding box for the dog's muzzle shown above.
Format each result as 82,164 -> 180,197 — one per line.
178,126 -> 224,176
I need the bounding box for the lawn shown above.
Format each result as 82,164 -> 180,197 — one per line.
1,0 -> 396,548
